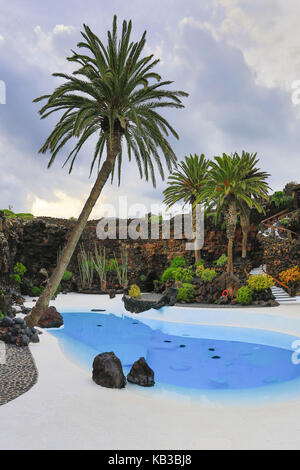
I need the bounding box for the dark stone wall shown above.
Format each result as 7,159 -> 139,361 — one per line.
0,214 -> 261,291
258,232 -> 300,279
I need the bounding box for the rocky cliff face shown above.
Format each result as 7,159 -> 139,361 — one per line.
258,232 -> 300,279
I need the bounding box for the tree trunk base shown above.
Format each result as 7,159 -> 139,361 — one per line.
217,272 -> 242,297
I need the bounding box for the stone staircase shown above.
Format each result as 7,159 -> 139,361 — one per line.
249,265 -> 297,303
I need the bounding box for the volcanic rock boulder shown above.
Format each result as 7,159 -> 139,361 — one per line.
92,352 -> 126,389
122,287 -> 178,314
37,306 -> 63,328
0,316 -> 40,345
127,357 -> 155,387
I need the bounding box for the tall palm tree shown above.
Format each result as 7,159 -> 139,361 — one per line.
25,16 -> 188,326
197,152 -> 270,275
163,153 -> 209,263
234,152 -> 270,258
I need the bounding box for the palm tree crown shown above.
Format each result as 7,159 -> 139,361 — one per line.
163,153 -> 209,208
197,152 -> 270,273
34,15 -> 188,186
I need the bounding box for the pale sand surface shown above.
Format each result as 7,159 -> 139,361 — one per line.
0,293 -> 300,450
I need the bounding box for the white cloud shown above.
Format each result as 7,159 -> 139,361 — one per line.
203,0 -> 300,91
53,24 -> 75,35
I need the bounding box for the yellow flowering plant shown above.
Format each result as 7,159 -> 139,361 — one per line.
247,274 -> 274,291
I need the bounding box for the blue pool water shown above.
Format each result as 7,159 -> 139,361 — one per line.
49,312 -> 300,395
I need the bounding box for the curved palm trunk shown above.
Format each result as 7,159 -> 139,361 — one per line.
226,199 -> 237,275
25,135 -> 121,327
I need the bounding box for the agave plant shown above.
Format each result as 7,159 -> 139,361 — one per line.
114,246 -> 128,289
77,245 -> 95,288
93,245 -> 107,291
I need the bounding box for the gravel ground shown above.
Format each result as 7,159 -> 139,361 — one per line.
0,344 -> 38,406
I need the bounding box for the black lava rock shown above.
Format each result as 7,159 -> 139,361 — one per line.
127,357 -> 155,387
123,287 -> 178,314
0,316 -> 42,346
92,352 -> 126,389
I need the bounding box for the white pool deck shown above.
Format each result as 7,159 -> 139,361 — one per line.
1,293 -> 300,450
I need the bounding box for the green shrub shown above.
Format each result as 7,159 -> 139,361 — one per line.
153,279 -> 163,289
173,267 -> 194,282
62,270 -> 73,281
170,256 -> 187,268
107,258 -> 118,271
15,213 -> 34,219
11,274 -> 22,284
31,286 -> 45,296
214,254 -> 228,266
140,274 -> 147,282
200,268 -> 217,282
161,267 -> 177,282
1,210 -> 34,219
0,310 -> 4,319
177,283 -> 195,302
236,286 -> 253,305
14,262 -> 27,276
270,191 -> 293,210
247,274 -> 273,291
1,209 -> 16,218
129,284 -> 141,298
279,217 -> 291,226
194,259 -> 205,267
195,264 -> 205,277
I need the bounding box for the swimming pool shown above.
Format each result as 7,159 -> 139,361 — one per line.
49,306 -> 300,403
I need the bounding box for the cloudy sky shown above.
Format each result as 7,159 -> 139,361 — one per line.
0,0 -> 299,219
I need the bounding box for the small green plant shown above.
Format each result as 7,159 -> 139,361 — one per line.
140,274 -> 147,282
1,210 -> 34,219
129,284 -> 141,298
31,286 -> 45,296
1,209 -> 16,219
214,254 -> 228,266
247,274 -> 273,291
14,262 -> 27,277
15,213 -> 34,219
177,283 -> 195,302
0,310 -> 4,319
195,264 -> 205,277
173,267 -> 194,282
62,270 -> 73,282
107,258 -> 118,272
200,268 -> 217,282
170,256 -> 187,269
161,267 -> 176,282
236,286 -> 253,305
279,217 -> 291,226
153,279 -> 163,289
194,259 -> 205,267
11,274 -> 22,284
